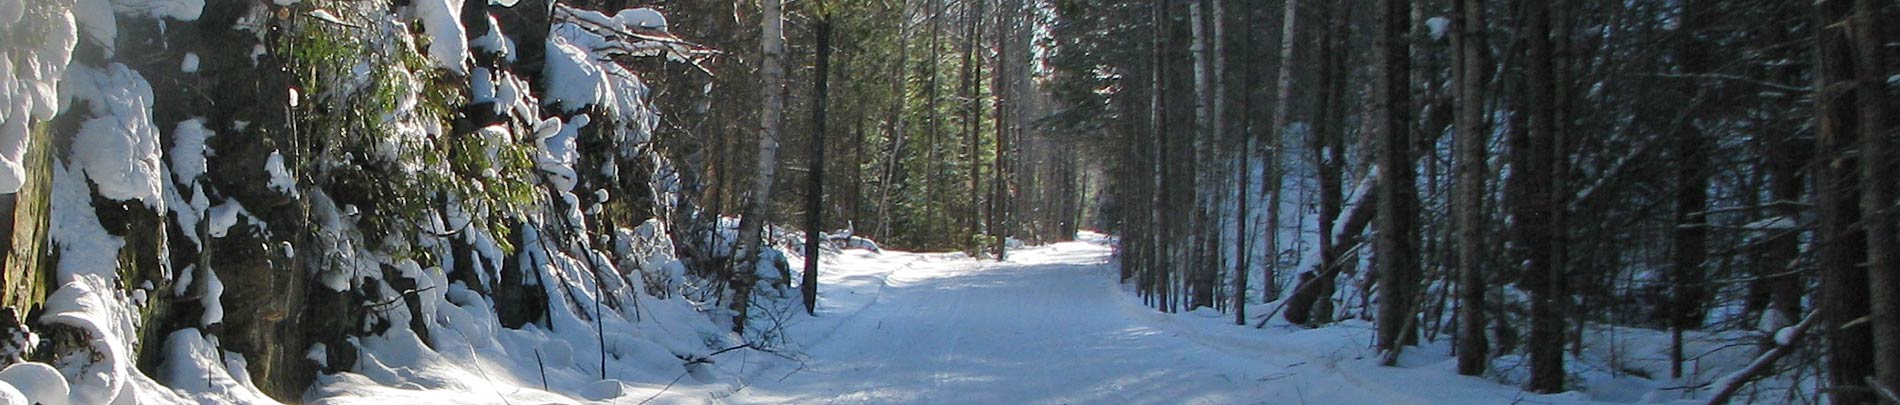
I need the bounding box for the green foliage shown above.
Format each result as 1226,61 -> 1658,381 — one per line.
279,4 -> 534,254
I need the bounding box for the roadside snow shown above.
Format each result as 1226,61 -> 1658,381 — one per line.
157,329 -> 275,404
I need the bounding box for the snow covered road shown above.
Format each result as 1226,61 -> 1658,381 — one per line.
728,236 -> 1598,405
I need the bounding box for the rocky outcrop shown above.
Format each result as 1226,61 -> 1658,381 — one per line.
0,1 -> 743,403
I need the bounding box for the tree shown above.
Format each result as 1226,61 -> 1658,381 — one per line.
1451,0 -> 1488,377
1668,0 -> 1712,380
1515,0 -> 1566,392
732,0 -> 789,333
803,17 -> 834,316
1813,0 -> 1877,402
1373,0 -> 1419,361
1848,0 -> 1900,396
1262,0 -> 1299,321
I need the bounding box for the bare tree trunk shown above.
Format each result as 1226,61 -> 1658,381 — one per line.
1515,0 -> 1564,392
992,0 -> 1017,260
1187,0 -> 1215,310
923,0 -> 947,246
875,0 -> 913,241
853,118 -> 865,228
1668,0 -> 1712,380
803,19 -> 834,316
1814,1 -> 1876,402
1373,0 -> 1418,362
959,0 -> 985,252
1150,0 -> 1171,312
732,0 -> 789,334
1451,0 -> 1488,376
1232,0 -> 1260,325
1208,0 -> 1232,316
1285,0 -> 1349,327
1850,0 -> 1900,394
1264,0 -> 1301,318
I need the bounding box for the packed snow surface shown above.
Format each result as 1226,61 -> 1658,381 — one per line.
727,235 -> 1618,404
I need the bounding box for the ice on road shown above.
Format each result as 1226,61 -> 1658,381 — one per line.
728,236 -> 1592,405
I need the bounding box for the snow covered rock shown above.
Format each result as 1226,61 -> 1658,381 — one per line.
63,63 -> 165,207
413,0 -> 470,75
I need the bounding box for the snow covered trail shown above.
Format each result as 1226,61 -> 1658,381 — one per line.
728,236 -> 1607,405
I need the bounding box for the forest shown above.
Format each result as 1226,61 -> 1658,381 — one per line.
643,0 -> 1898,401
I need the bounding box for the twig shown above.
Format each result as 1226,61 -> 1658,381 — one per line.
534,348 -> 548,391
637,370 -> 692,405
362,286 -> 438,310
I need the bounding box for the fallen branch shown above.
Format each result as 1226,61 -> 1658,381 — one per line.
1871,377 -> 1900,405
1703,309 -> 1819,405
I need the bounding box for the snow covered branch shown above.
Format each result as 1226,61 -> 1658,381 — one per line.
1702,309 -> 1818,405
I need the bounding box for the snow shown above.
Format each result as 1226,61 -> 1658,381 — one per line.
1740,216 -> 1794,231
74,0 -> 116,57
291,229 -> 1788,404
310,217 -> 767,405
0,362 -> 70,405
207,200 -> 257,238
265,150 -> 296,196
169,118 -> 211,184
112,0 -> 204,22
157,329 -> 275,404
0,0 -> 19,25
1757,308 -> 1790,333
536,115 -> 582,192
63,63 -> 165,207
413,0 -> 470,75
199,265 -> 224,326
181,52 -> 200,73
1773,325 -> 1798,347
544,16 -> 658,142
0,1 -> 79,193
42,276 -> 137,405
614,8 -> 667,32
1426,16 -> 1450,40
542,36 -> 612,114
726,235 -> 1585,404
468,14 -> 515,60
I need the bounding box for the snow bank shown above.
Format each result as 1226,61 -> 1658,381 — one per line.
157,329 -> 276,404
0,362 -> 70,405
